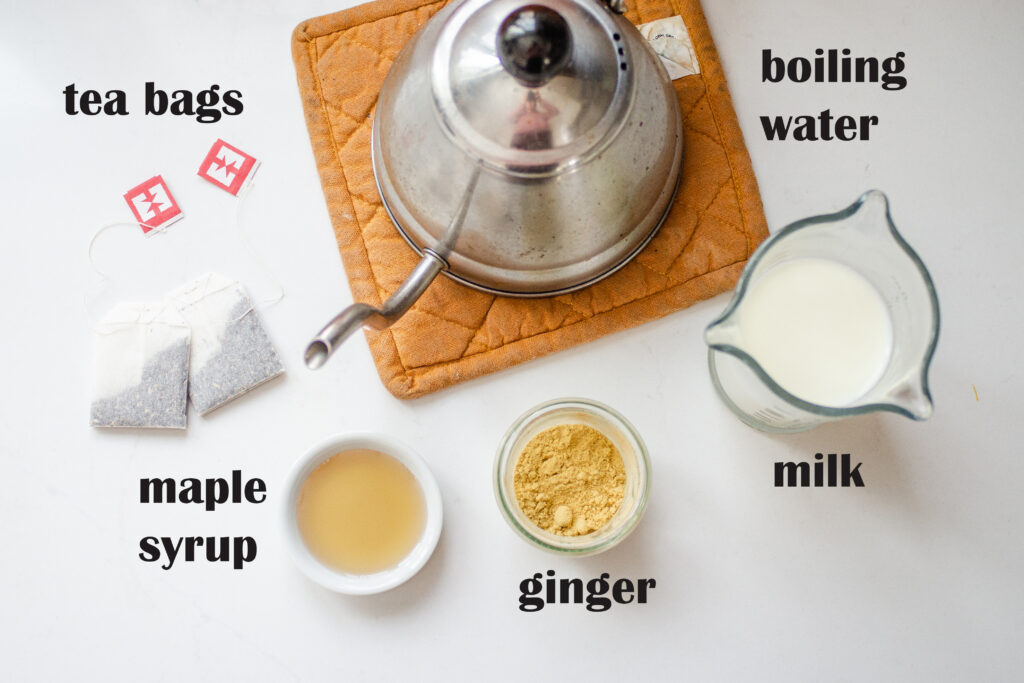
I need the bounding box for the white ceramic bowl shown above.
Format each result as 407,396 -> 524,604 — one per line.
282,433 -> 443,595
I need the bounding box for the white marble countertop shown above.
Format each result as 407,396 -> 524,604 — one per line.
2,0 -> 1022,680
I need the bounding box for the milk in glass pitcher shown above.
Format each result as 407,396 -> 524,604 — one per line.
704,190 -> 940,433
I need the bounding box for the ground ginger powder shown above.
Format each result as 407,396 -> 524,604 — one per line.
513,423 -> 626,536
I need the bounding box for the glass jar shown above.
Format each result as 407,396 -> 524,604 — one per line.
494,397 -> 650,555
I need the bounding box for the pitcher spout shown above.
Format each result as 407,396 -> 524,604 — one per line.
704,318 -> 740,349
885,376 -> 934,421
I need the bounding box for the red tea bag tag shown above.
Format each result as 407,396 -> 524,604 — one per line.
123,175 -> 184,233
197,139 -> 259,196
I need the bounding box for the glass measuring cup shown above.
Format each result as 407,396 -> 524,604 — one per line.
704,190 -> 939,433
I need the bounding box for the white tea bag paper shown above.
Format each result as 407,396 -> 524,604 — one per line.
168,273 -> 284,415
638,16 -> 700,80
90,302 -> 190,429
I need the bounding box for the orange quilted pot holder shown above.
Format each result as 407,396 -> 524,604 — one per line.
292,0 -> 768,398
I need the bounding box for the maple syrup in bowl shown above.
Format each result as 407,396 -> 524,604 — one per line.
283,433 -> 442,594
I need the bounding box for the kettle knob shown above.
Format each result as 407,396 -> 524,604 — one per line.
497,5 -> 573,87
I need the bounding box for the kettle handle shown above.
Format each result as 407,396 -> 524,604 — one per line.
304,251 -> 446,369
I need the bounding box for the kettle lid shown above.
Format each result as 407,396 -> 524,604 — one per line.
430,0 -> 634,174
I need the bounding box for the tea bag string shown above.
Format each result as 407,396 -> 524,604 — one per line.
234,179 -> 284,309
143,182 -> 287,317
169,272 -> 255,326
87,219 -> 173,279
86,172 -> 283,329
84,220 -> 177,330
90,299 -> 190,336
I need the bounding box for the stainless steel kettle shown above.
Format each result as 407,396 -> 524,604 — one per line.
306,0 -> 683,369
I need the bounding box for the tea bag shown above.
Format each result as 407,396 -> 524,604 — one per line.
90,302 -> 191,429
168,272 -> 284,415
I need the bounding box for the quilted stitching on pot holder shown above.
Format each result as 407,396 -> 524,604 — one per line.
292,0 -> 768,398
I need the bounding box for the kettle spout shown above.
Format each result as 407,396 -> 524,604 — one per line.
304,252 -> 446,369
